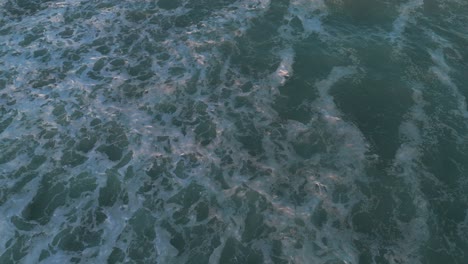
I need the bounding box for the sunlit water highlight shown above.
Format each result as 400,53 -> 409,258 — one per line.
0,0 -> 467,263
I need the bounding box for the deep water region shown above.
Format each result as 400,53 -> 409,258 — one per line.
0,0 -> 467,263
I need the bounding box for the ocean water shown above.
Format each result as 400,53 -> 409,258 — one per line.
0,0 -> 467,263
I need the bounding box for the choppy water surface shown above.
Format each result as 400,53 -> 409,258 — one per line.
0,0 -> 467,263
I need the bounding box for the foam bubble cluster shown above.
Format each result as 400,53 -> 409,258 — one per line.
0,0 -> 467,263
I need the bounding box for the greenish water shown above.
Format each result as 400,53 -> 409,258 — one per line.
0,0 -> 467,263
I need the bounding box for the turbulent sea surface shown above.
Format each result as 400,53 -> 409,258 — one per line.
0,0 -> 467,263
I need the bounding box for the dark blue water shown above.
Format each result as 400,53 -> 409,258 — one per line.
0,0 -> 467,263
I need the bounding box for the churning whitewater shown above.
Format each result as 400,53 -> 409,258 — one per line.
0,0 -> 467,263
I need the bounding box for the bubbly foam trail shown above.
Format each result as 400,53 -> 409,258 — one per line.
261,66 -> 370,264
286,0 -> 326,36
0,1 -> 361,261
313,66 -> 369,172
0,1 -> 281,263
389,85 -> 430,264
271,47 -> 295,87
428,47 -> 468,120
389,0 -> 424,44
309,67 -> 369,263
1,0 -> 468,263
271,0 -> 328,88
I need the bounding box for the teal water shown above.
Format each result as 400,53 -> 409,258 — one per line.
0,0 -> 467,263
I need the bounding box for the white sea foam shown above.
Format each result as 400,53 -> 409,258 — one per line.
271,47 -> 295,87
429,48 -> 468,119
2,0 -> 466,262
314,66 -> 369,169
389,0 -> 424,44
256,66 -> 369,264
0,0 -> 277,262
390,85 -> 430,264
289,0 -> 326,35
